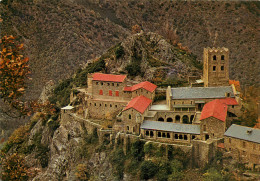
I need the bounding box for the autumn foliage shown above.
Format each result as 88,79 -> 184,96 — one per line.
1,153 -> 29,181
0,35 -> 30,102
0,36 -> 55,116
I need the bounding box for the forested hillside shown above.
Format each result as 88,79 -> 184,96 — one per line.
1,0 -> 259,100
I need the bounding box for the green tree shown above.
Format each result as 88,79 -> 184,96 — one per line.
140,160 -> 158,180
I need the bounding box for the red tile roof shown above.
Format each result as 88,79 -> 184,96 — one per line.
123,96 -> 152,114
92,73 -> 126,82
200,99 -> 228,122
123,86 -> 132,91
219,98 -> 238,105
123,81 -> 157,92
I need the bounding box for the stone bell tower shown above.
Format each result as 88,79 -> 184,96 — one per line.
203,47 -> 229,87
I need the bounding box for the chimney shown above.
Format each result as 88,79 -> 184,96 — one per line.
246,129 -> 252,134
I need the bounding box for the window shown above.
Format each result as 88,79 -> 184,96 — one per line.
175,115 -> 180,122
99,104 -> 101,106
167,117 -> 173,122
192,135 -> 195,139
129,114 -> 131,119
232,105 -> 234,108
203,125 -> 206,132
158,117 -> 164,122
109,90 -> 112,96
221,66 -> 224,71
94,103 -> 96,106
115,91 -> 119,97
112,83 -> 114,86
167,133 -> 170,138
89,103 -> 91,106
127,126 -> 129,131
110,104 -> 112,107
101,82 -> 103,85
221,55 -> 225,60
213,55 -> 216,60
213,66 -> 216,71
96,82 -> 98,85
179,135 -> 183,139
117,83 -> 119,86
184,135 -> 188,140
105,104 -> 107,107
158,132 -> 161,137
242,141 -> 246,148
99,89 -> 103,95
150,131 -> 154,137
175,134 -> 178,139
162,133 -> 166,138
146,131 -> 149,136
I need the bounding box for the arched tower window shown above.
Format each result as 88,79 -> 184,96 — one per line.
129,114 -> 131,119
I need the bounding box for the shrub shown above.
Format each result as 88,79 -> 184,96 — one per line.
131,139 -> 145,161
125,62 -> 141,76
144,142 -> 154,156
35,144 -> 49,168
115,45 -> 124,59
1,125 -> 30,153
1,153 -> 29,181
140,160 -> 158,180
75,163 -> 89,181
110,148 -> 125,179
203,168 -> 223,181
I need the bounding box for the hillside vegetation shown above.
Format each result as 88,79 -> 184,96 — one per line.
1,0 -> 259,101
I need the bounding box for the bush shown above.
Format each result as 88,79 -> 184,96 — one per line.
203,168 -> 223,181
75,163 -> 89,181
125,62 -> 141,76
115,45 -> 124,59
140,160 -> 158,180
1,125 -> 30,153
110,148 -> 125,179
131,139 -> 145,161
1,153 -> 29,181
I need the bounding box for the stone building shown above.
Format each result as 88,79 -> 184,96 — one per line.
203,47 -> 229,87
65,47 -> 260,168
85,73 -> 157,121
224,125 -> 260,170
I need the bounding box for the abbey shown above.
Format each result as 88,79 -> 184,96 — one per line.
64,47 -> 260,170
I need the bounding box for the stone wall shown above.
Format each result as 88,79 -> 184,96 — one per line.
224,136 -> 260,169
87,99 -> 128,119
131,88 -> 155,100
203,48 -> 229,87
200,117 -> 226,140
92,80 -> 128,100
192,139 -> 216,167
